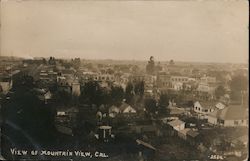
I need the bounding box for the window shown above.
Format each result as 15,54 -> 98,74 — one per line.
218,119 -> 224,125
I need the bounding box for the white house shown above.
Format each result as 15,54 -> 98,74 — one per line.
44,91 -> 52,104
207,105 -> 248,127
193,101 -> 215,119
168,119 -> 185,131
0,80 -> 12,94
197,83 -> 217,95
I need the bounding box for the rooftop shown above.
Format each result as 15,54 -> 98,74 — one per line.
168,119 -> 185,127
187,130 -> 199,138
208,105 -> 248,120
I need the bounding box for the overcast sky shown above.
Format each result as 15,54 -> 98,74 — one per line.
0,0 -> 248,63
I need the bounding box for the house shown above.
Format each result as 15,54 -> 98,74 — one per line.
215,102 -> 226,110
55,107 -> 79,136
207,105 -> 248,127
34,88 -> 52,104
178,128 -> 191,140
156,72 -> 171,89
197,76 -> 217,96
55,107 -> 79,124
193,101 -> 215,119
119,103 -> 136,114
219,95 -> 230,105
186,129 -> 200,145
170,76 -> 189,83
168,119 -> 185,131
177,128 -> 200,144
171,82 -> 183,91
0,76 -> 12,94
44,90 -> 52,104
200,76 -> 216,84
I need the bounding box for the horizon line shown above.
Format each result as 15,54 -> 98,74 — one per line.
0,55 -> 248,65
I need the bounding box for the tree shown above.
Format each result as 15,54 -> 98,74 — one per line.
169,59 -> 175,66
155,62 -> 163,72
53,90 -> 72,105
111,86 -> 124,105
134,81 -> 144,96
12,74 -> 35,90
146,56 -> 155,75
158,94 -> 170,116
215,85 -> 226,99
72,58 -> 81,70
81,81 -> 103,106
2,75 -> 56,147
125,82 -> 134,104
48,56 -> 56,65
42,58 -> 47,65
230,74 -> 248,101
144,98 -> 157,114
159,94 -> 169,107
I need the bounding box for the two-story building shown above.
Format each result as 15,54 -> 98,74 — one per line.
193,101 -> 215,119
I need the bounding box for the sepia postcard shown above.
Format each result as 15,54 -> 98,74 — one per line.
0,0 -> 248,160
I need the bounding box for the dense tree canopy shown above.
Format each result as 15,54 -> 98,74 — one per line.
230,74 -> 248,101
111,86 -> 125,106
125,82 -> 134,104
2,75 -> 56,146
134,81 -> 144,96
159,94 -> 169,107
215,85 -> 226,100
144,98 -> 157,114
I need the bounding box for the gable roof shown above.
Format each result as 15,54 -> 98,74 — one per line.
179,128 -> 191,135
187,130 -> 199,138
208,105 -> 248,120
136,139 -> 156,151
168,119 -> 185,127
119,102 -> 133,110
119,102 -> 130,111
215,102 -> 226,109
198,101 -> 215,109
219,105 -> 248,120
